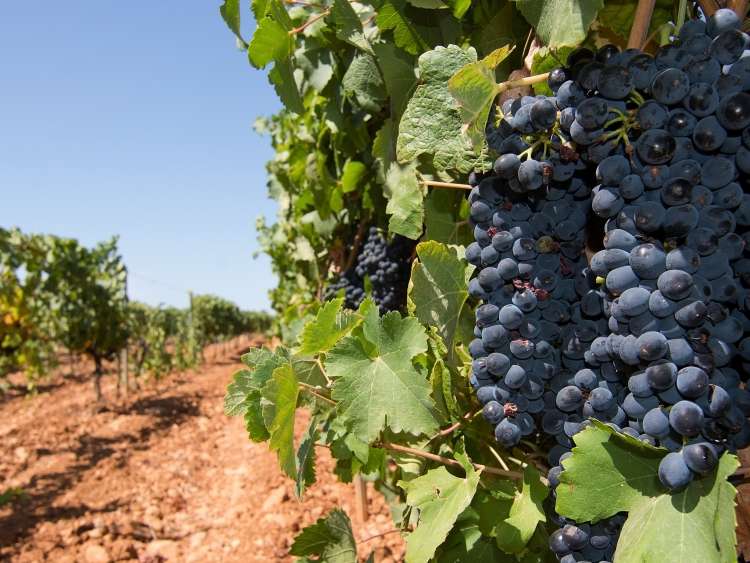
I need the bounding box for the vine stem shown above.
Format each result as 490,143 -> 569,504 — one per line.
627,0 -> 656,49
697,0 -> 719,17
289,8 -> 331,34
495,72 -> 550,95
361,529 -> 404,543
285,0 -> 327,7
381,441 -> 523,479
422,180 -> 472,190
730,0 -> 749,17
298,381 -> 336,405
426,410 -> 479,443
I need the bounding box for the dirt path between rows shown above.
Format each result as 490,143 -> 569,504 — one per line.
0,337 -> 405,562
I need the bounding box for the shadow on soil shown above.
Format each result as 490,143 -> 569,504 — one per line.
0,392 -> 201,547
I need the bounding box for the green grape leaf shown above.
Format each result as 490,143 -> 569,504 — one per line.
290,508 -> 357,563
446,0 -> 471,19
424,187 -> 471,245
296,47 -> 334,92
407,0 -> 447,8
429,358 -> 460,421
513,0 -> 604,48
400,451 -> 480,563
243,390 -> 270,442
263,363 -> 300,479
373,118 -> 397,183
332,0 -> 373,54
448,45 -> 513,150
225,368 -> 258,417
219,0 -> 246,46
494,465 -> 547,554
473,2 -> 526,60
225,348 -> 286,416
408,241 -> 474,357
398,45 -> 491,175
556,422 -> 739,563
340,160 -> 367,193
251,0 -> 270,20
376,0 -> 431,55
555,421 -> 665,521
384,161 -> 425,240
248,18 -> 292,69
373,42 -> 418,119
269,59 -> 304,114
438,506 -> 515,562
437,487 -> 528,562
297,298 -> 361,356
327,305 -> 439,443
342,53 -> 387,113
295,415 -> 319,497
292,356 -> 328,388
616,453 -> 739,563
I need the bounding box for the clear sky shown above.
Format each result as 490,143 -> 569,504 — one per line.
0,3 -> 281,311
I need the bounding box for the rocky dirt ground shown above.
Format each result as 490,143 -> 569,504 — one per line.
0,337 -> 405,562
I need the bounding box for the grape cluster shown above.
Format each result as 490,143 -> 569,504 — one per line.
324,227 -> 415,313
469,8 -> 750,561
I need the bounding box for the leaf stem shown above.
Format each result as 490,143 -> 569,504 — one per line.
315,357 -> 332,385
422,180 -> 473,191
627,0 -> 656,49
487,445 -> 512,472
360,529 -> 403,543
495,72 -> 550,94
289,8 -> 331,35
299,381 -> 336,405
381,441 -> 523,480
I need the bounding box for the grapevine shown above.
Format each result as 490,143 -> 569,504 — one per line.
222,0 -> 750,562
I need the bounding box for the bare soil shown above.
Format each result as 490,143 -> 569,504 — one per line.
0,337 -> 405,562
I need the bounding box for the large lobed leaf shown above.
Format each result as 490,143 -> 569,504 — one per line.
290,508 -> 357,563
557,422 -> 739,563
400,451 -> 480,563
408,241 -> 474,358
397,45 -> 491,175
327,304 -> 439,443
513,0 -> 603,48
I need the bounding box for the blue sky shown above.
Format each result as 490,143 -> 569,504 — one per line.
0,3 -> 281,311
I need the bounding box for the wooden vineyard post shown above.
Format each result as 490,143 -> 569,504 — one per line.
354,475 -> 369,522
627,0 -> 656,49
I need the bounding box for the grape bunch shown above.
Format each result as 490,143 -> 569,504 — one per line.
468,8 -> 750,561
324,227 -> 415,313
